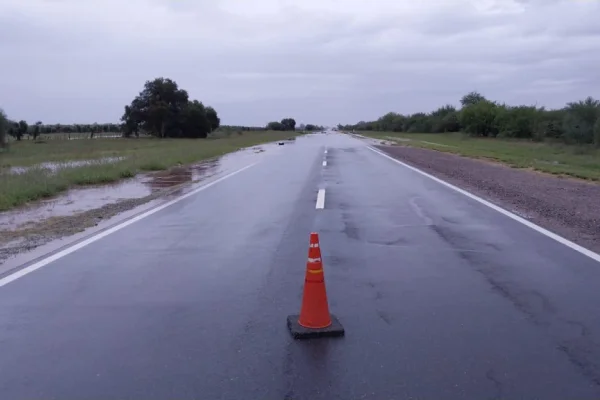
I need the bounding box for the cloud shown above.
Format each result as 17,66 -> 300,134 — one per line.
0,0 -> 598,125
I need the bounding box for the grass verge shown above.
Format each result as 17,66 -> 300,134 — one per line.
0,131 -> 298,211
360,131 -> 600,181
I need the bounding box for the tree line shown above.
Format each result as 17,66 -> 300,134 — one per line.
266,119 -> 296,131
298,123 -> 325,131
1,119 -> 123,141
266,119 -> 324,131
339,92 -> 600,146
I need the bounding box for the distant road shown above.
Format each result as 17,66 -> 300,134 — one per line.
1,132 -> 600,399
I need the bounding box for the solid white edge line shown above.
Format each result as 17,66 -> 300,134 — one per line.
367,146 -> 600,264
322,161 -> 327,167
0,163 -> 258,288
316,189 -> 326,209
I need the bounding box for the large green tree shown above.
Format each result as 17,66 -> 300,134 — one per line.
123,78 -> 189,138
121,78 -> 218,138
181,101 -> 211,138
281,118 -> 296,131
121,103 -> 142,137
205,106 -> 220,132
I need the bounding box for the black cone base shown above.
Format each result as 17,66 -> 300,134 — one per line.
287,314 -> 345,339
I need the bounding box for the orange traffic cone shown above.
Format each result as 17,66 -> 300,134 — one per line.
287,232 -> 345,339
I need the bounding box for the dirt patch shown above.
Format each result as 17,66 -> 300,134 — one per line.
376,144 -> 600,253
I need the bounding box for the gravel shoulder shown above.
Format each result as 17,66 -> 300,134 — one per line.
375,144 -> 600,254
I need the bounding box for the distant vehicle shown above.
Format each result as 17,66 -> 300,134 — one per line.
278,141 -> 285,145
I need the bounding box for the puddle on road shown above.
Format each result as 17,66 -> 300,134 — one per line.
0,143 -> 279,231
6,157 -> 125,175
144,159 -> 219,189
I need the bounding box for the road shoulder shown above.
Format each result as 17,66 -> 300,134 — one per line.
374,144 -> 600,254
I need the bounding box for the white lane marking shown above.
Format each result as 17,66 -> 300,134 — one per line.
0,164 -> 258,288
367,146 -> 600,263
322,161 -> 327,167
324,149 -> 328,154
316,189 -> 326,209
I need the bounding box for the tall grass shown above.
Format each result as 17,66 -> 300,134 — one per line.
0,131 -> 295,211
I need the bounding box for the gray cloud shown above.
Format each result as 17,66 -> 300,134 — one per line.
0,0 -> 598,126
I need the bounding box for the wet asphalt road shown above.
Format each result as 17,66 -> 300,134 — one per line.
1,132 -> 600,399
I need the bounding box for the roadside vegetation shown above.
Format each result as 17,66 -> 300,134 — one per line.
341,92 -> 600,180
0,77 -> 309,211
340,92 -> 600,146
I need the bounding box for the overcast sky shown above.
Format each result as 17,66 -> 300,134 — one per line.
0,0 -> 598,126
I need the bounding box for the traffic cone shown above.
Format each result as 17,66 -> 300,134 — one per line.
287,232 -> 345,339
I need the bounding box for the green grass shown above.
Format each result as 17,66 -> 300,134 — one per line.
0,131 -> 297,211
361,131 -> 600,181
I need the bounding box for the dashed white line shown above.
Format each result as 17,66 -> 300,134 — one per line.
367,146 -> 600,263
322,161 -> 327,167
324,149 -> 328,154
0,163 -> 258,288
316,189 -> 326,209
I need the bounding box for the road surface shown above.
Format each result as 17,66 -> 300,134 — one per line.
1,132 -> 600,399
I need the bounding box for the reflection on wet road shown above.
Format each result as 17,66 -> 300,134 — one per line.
1,133 -> 600,399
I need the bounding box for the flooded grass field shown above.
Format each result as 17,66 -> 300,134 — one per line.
0,138 -> 294,265
0,131 -> 297,211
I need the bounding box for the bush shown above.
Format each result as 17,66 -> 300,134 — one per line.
459,100 -> 499,137
434,112 -> 460,133
562,97 -> 600,145
430,105 -> 459,133
534,109 -> 565,140
405,113 -> 432,133
494,105 -> 540,138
